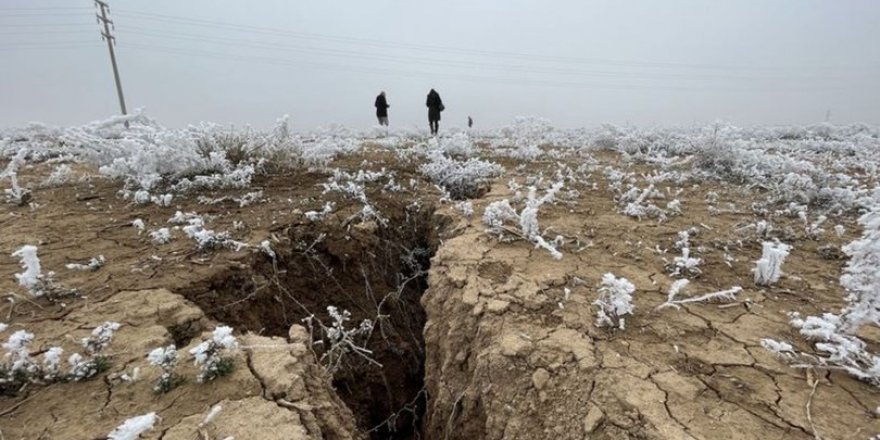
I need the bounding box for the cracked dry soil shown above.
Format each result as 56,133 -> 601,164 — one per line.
1,150 -> 879,439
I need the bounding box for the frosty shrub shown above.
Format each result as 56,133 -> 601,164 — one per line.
1,330 -> 37,394
107,412 -> 157,440
1,149 -> 31,206
12,245 -> 45,296
483,182 -> 564,259
131,219 -> 145,233
753,241 -> 792,286
437,132 -> 475,156
839,210 -> 880,332
189,326 -> 238,382
456,200 -> 474,218
763,313 -> 880,386
1,323 -> 119,395
68,321 -> 121,381
321,170 -> 388,225
65,255 -> 105,272
150,228 -> 172,244
182,216 -> 245,251
419,151 -> 503,199
147,344 -> 182,394
657,281 -> 742,310
763,210 -> 880,386
668,247 -> 702,277
304,306 -> 377,374
620,184 -> 667,221
41,163 -> 73,187
305,201 -> 335,221
593,273 -> 636,330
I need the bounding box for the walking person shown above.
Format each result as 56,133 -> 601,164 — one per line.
426,88 -> 444,135
468,115 -> 473,129
375,91 -> 390,126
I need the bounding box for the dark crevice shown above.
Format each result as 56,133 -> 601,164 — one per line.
179,202 -> 446,439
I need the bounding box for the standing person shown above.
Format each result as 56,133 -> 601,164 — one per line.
468,115 -> 473,129
375,91 -> 389,126
426,88 -> 444,135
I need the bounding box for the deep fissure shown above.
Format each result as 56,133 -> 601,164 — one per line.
181,203 -> 443,439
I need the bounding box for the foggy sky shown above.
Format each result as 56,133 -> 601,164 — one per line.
1,0 -> 879,130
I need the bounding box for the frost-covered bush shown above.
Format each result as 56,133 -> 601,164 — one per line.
65,255 -> 105,272
436,132 -> 474,156
839,209 -> 880,332
1,322 -> 119,394
617,183 -> 667,221
42,163 -> 73,187
12,245 -> 45,296
668,247 -> 702,277
68,321 -> 121,381
763,313 -> 880,386
764,208 -> 880,385
150,228 -> 172,244
1,149 -> 31,205
593,273 -> 635,330
753,241 -> 791,285
305,201 -> 335,221
419,151 -> 502,200
182,216 -> 245,251
189,326 -> 238,382
107,412 -> 157,440
147,344 -> 182,393
321,169 -> 390,225
483,182 -> 564,259
304,306 -> 376,374
657,281 -> 742,310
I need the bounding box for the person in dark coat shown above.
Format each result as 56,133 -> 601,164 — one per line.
468,115 -> 473,129
426,89 -> 444,135
375,91 -> 389,126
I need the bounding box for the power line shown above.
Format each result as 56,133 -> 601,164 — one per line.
118,41 -> 852,93
0,29 -> 94,35
113,9 -> 880,72
119,25 -> 866,83
0,23 -> 94,28
0,12 -> 95,17
0,43 -> 102,50
0,7 -> 92,12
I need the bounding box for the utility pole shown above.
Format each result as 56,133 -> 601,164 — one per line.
95,0 -> 128,121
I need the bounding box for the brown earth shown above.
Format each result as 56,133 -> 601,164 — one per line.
1,147 -> 878,439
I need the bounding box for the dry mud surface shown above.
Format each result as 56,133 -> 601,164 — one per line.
1,146 -> 878,439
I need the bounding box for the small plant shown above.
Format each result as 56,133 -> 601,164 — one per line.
754,241 -> 791,286
2,149 -> 32,206
763,210 -> 880,386
657,281 -> 742,310
305,201 -> 335,221
65,255 -> 105,272
668,247 -> 702,277
593,273 -> 636,330
419,151 -> 502,199
182,216 -> 246,251
149,228 -> 172,244
483,182 -> 565,259
1,330 -> 36,394
147,344 -> 183,393
303,306 -> 378,374
12,245 -> 47,296
189,326 -> 238,383
1,323 -> 117,395
107,412 -> 158,440
67,321 -> 121,381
